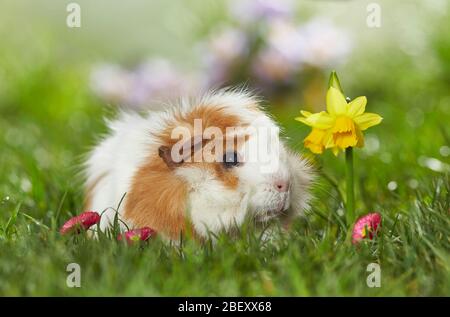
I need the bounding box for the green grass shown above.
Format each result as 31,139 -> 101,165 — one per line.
0,176 -> 448,296
0,2 -> 449,296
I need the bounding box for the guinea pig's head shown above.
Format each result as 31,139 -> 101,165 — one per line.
125,90 -> 313,240
237,125 -> 315,226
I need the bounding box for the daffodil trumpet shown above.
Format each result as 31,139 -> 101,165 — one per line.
295,71 -> 382,224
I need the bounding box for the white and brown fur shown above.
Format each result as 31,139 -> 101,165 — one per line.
83,89 -> 314,241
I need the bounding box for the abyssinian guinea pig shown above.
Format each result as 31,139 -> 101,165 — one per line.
84,89 -> 314,240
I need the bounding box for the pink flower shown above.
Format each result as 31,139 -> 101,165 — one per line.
60,211 -> 101,235
117,227 -> 156,244
352,212 -> 382,244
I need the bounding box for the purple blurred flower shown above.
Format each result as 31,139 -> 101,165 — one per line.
251,20 -> 303,83
202,27 -> 249,87
208,27 -> 248,64
251,18 -> 352,83
296,18 -> 352,68
126,58 -> 198,106
90,58 -> 199,109
90,64 -> 132,104
229,0 -> 294,24
252,48 -> 295,83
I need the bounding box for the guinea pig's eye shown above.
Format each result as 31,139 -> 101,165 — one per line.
222,152 -> 240,168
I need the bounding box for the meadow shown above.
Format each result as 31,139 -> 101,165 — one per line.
0,1 -> 449,296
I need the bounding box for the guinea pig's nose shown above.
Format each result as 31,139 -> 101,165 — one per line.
274,180 -> 289,192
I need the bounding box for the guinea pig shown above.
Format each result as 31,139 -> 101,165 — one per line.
83,89 -> 314,241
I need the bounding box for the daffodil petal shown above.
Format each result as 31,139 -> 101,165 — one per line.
326,87 -> 347,115
307,112 -> 334,129
300,110 -> 312,117
305,142 -> 323,154
356,128 -> 364,147
295,112 -> 334,129
304,128 -> 326,154
354,113 -> 383,131
348,96 -> 367,117
294,117 -> 310,125
323,130 -> 335,148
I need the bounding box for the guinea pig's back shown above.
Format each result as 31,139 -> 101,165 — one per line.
84,112 -> 157,231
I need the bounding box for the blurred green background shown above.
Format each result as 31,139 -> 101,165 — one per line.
0,0 -> 448,296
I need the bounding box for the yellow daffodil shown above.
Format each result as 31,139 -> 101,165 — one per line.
295,71 -> 382,224
296,87 -> 382,155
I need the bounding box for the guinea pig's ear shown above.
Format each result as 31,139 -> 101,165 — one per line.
158,145 -> 183,170
159,137 -> 207,169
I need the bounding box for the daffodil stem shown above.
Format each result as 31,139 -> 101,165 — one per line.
345,147 -> 355,224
